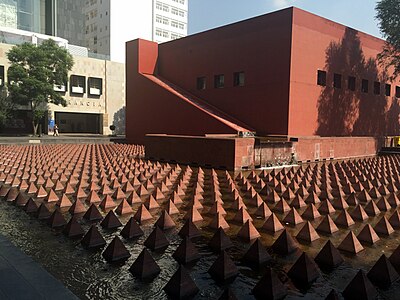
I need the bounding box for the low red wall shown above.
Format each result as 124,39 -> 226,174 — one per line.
145,134 -> 254,170
294,136 -> 382,162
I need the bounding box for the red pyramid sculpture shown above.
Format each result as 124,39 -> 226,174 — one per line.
100,210 -> 122,229
172,236 -> 201,264
115,199 -> 133,215
342,270 -> 377,300
102,236 -> 130,262
121,217 -> 144,239
163,265 -> 199,299
271,229 -> 299,255
63,216 -> 84,238
144,226 -> 169,251
237,220 -> 260,242
178,219 -> 202,239
155,210 -> 176,230
133,204 -> 153,224
208,250 -> 239,282
129,248 -> 160,280
241,238 -> 271,267
208,227 -> 233,252
81,225 -> 106,249
338,231 -> 364,254
288,252 -> 320,285
367,254 -> 399,289
296,221 -> 320,243
83,204 -> 103,221
314,240 -> 344,269
252,267 -> 287,300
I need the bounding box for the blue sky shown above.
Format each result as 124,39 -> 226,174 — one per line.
188,0 -> 382,38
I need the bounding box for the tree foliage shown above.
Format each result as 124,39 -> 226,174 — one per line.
6,39 -> 73,135
0,85 -> 14,129
376,0 -> 400,78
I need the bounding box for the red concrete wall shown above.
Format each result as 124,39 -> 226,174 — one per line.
157,8 -> 294,136
145,134 -> 254,170
289,8 -> 400,137
125,40 -> 238,145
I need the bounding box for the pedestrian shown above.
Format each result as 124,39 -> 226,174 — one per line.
54,124 -> 59,136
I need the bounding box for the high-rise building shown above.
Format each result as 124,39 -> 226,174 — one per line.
0,0 -> 189,62
83,0 -> 188,62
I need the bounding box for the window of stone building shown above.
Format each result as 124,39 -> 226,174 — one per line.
348,76 -> 356,91
214,74 -> 224,88
361,79 -> 369,93
0,66 -> 4,86
333,73 -> 342,89
396,86 -> 400,98
88,77 -> 102,96
197,77 -> 206,90
70,75 -> 86,94
374,81 -> 381,95
234,72 -> 245,87
385,84 -> 391,96
317,70 -> 326,86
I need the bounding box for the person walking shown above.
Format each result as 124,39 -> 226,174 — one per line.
53,124 -> 59,136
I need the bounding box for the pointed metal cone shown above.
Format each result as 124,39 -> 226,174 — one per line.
144,226 -> 169,251
262,213 -> 285,233
316,215 -> 339,234
81,225 -> 106,249
388,193 -> 400,208
283,207 -> 304,226
83,204 -> 103,222
172,236 -> 201,264
335,209 -> 355,228
302,203 -> 321,221
99,195 -> 116,210
15,193 -> 28,207
346,192 -> 358,206
165,200 -> 180,215
376,197 -> 391,212
64,183 -> 75,195
357,224 -> 380,245
35,203 -> 51,219
252,267 -> 287,300
350,204 -> 369,221
208,201 -> 227,216
364,200 -> 380,217
121,217 -> 144,239
75,187 -> 87,199
102,236 -> 130,262
296,221 -> 320,243
129,248 -> 161,280
126,191 -> 142,205
242,238 -> 271,267
389,210 -> 400,229
209,227 -> 233,252
237,220 -> 261,242
113,187 -> 126,200
45,189 -> 59,203
36,186 -> 48,199
0,185 -> 10,197
5,188 -> 19,202
332,196 -> 349,210
367,254 -> 400,289
374,215 -> 394,236
254,202 -> 272,218
133,204 -> 153,224
208,250 -> 239,282
389,245 -> 400,272
342,270 -> 377,300
272,229 -> 299,255
232,207 -> 253,224
69,199 -> 87,215
144,195 -> 160,210
57,194 -> 72,208
208,212 -> 230,230
178,219 -> 202,239
63,216 -> 84,238
24,198 -> 38,213
115,199 -> 133,215
86,191 -> 101,204
318,200 -> 336,215
100,184 -> 113,195
305,191 -> 321,205
230,196 -> 246,211
325,289 -> 340,300
288,252 -> 320,285
171,192 -> 184,205
314,240 -> 344,269
338,231 -> 364,254
290,194 -> 307,209
273,199 -> 291,213
155,210 -> 176,230
47,209 -> 67,228
164,265 -> 199,299
100,210 -> 122,229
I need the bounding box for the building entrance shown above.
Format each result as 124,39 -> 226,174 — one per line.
55,112 -> 102,134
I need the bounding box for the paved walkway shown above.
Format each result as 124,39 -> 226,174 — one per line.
0,134 -> 126,145
0,235 -> 78,300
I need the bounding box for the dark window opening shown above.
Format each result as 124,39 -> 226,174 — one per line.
196,77 -> 206,90
0,66 -> 4,86
396,86 -> 400,98
70,75 -> 86,94
361,79 -> 369,93
333,73 -> 342,89
317,70 -> 326,86
348,76 -> 356,91
214,74 -> 224,88
233,72 -> 245,87
88,77 -> 103,96
373,81 -> 380,95
385,84 -> 391,96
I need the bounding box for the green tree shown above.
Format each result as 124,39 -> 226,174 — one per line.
376,0 -> 400,78
7,39 -> 73,136
0,85 -> 15,130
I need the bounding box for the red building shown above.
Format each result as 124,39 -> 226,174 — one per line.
126,7 -> 400,169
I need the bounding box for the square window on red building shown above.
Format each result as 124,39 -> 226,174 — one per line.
396,86 -> 400,98
317,70 -> 326,86
333,73 -> 342,89
348,76 -> 356,91
374,81 -> 380,95
361,79 -> 369,93
233,72 -> 245,87
197,77 -> 206,90
385,84 -> 391,96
